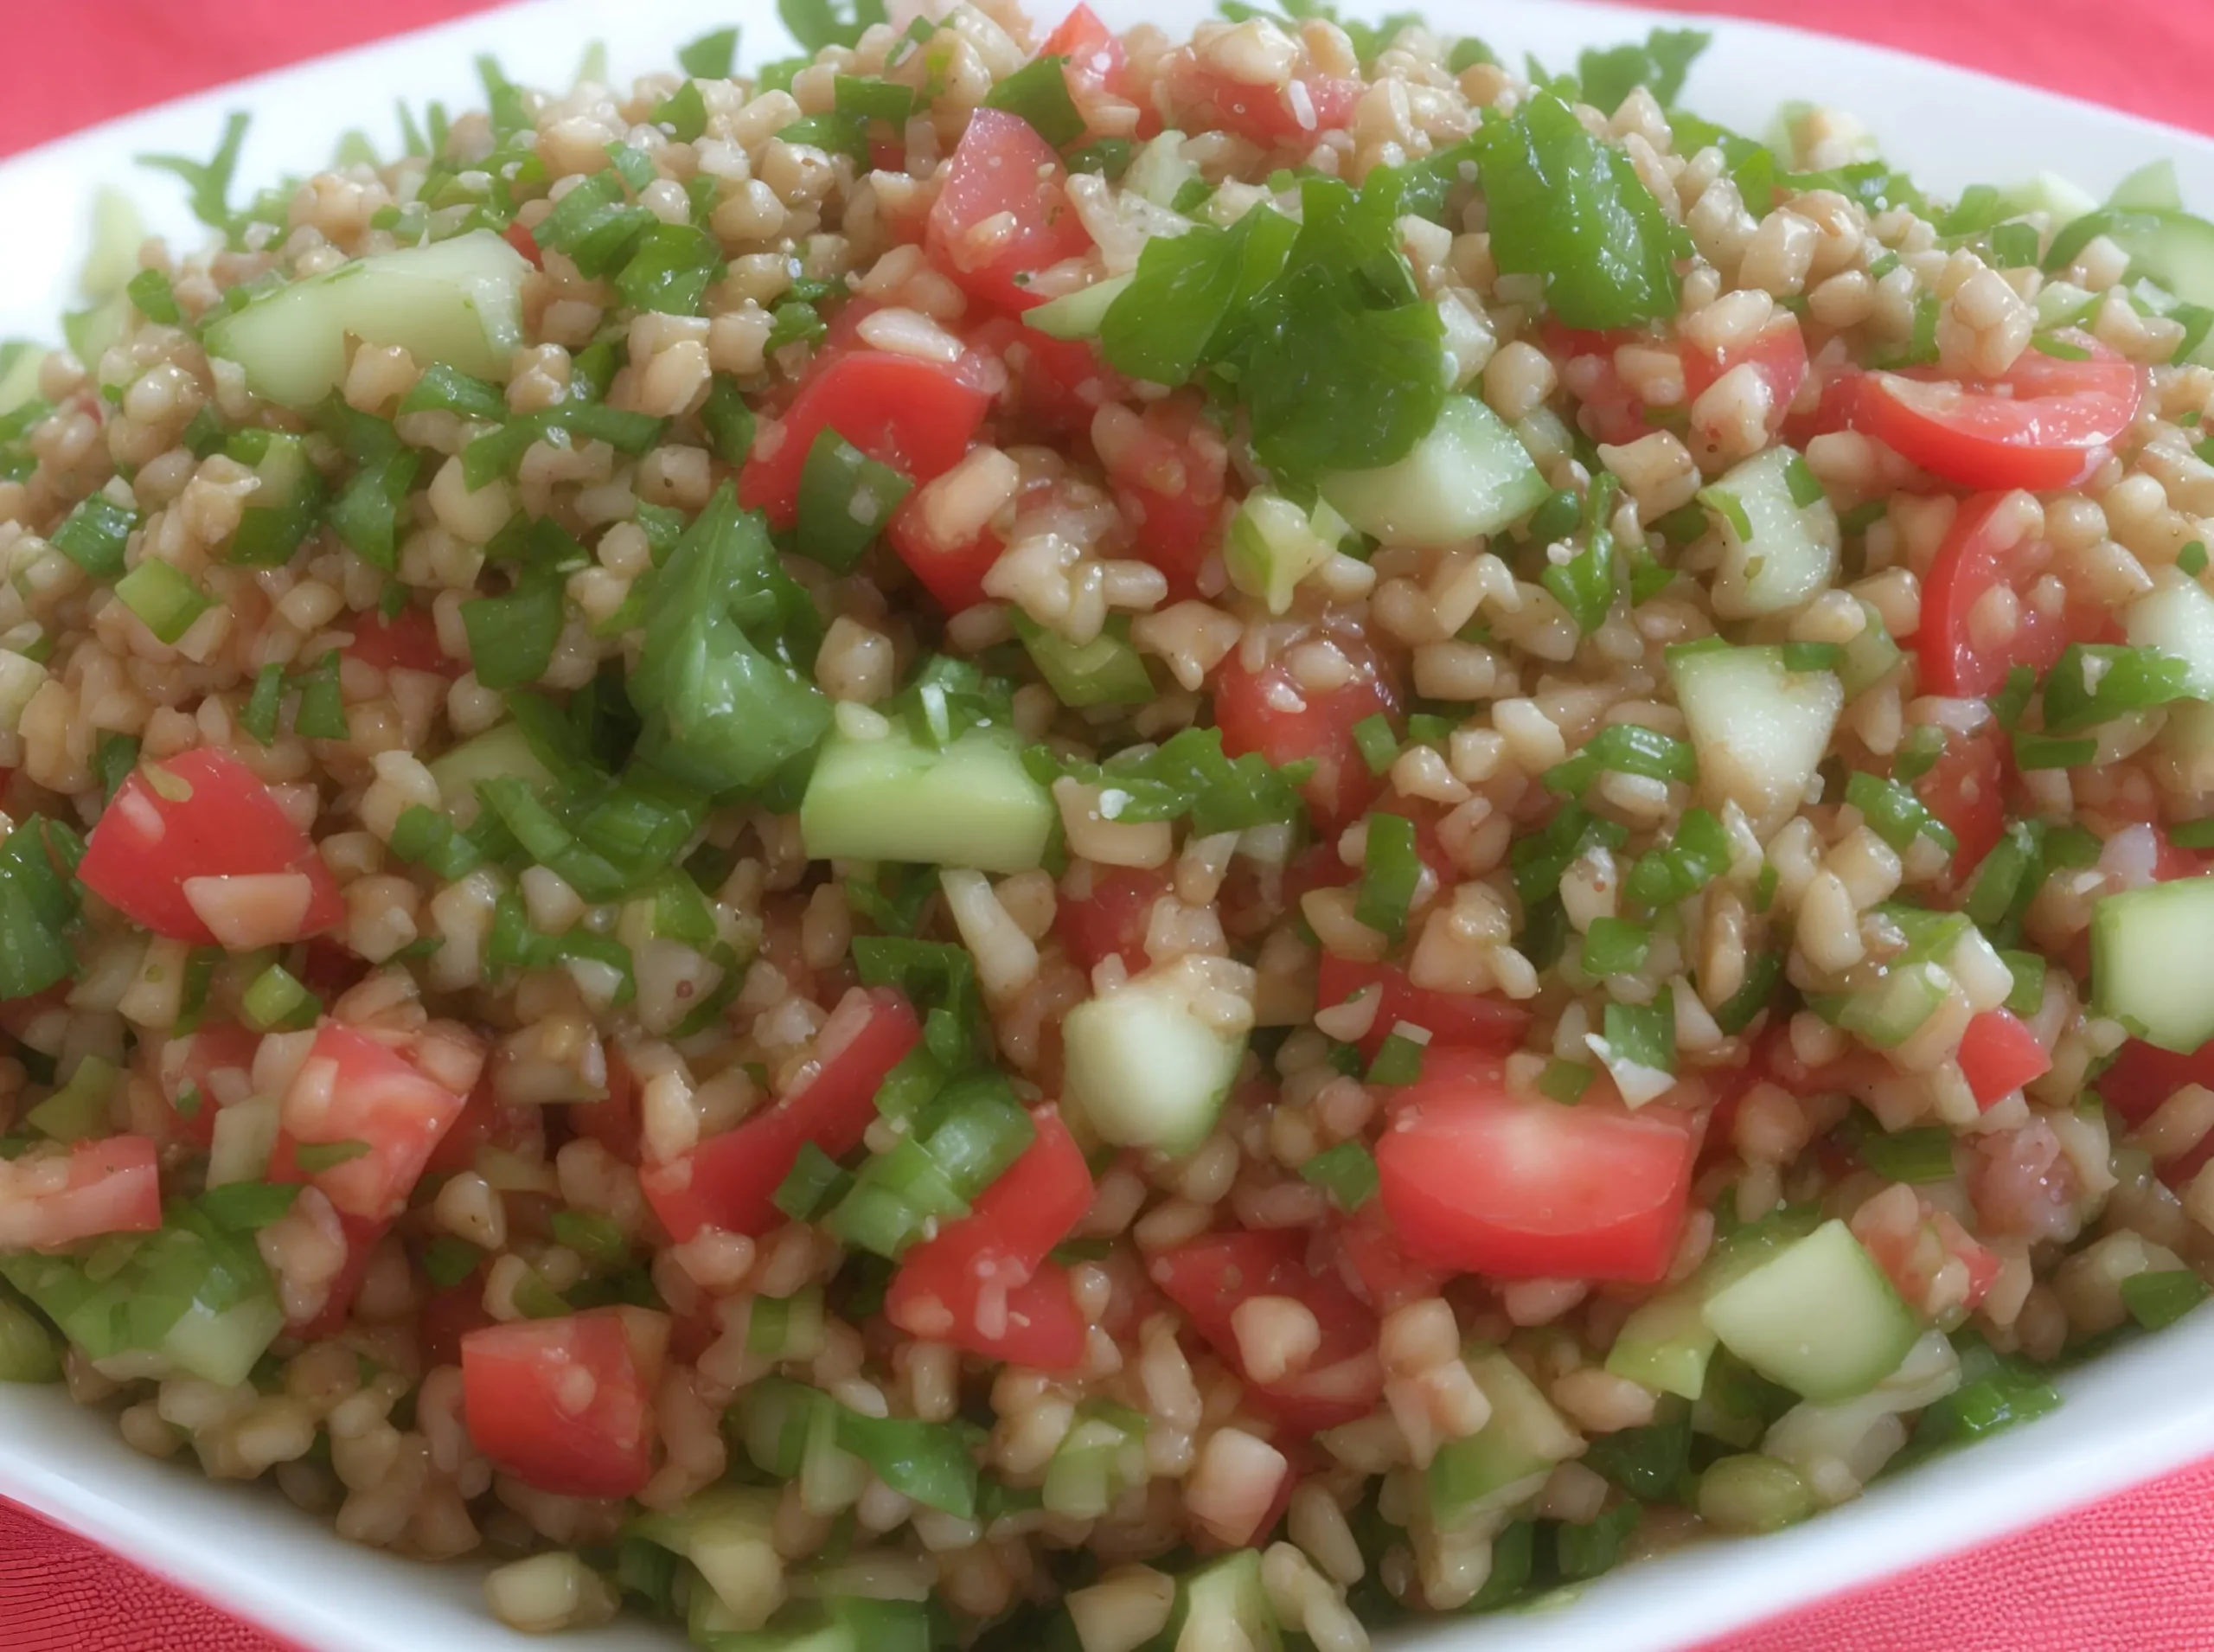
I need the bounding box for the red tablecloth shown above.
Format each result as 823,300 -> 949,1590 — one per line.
3,3 -> 2212,1649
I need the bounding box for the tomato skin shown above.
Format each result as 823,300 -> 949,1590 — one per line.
1911,724 -> 2008,886
888,1109 -> 1094,1369
1056,866 -> 1170,976
1545,318 -> 1807,445
267,1024 -> 472,1224
1851,1189 -> 2000,1317
737,349 -> 992,529
345,605 -> 458,676
1099,394 -> 1230,599
969,317 -> 1129,439
926,107 -> 1093,313
0,1135 -> 163,1252
1680,315 -> 1809,432
424,1073 -> 547,1181
79,747 -> 344,945
1314,953 -> 1533,1060
1376,1052 -> 1696,1284
1916,493 -> 2070,698
1328,1206 -> 1449,1315
462,1309 -> 668,1499
641,987 -> 920,1242
502,221 -> 543,267
1851,333 -> 2145,491
566,1047 -> 642,1162
1151,1229 -> 1384,1432
419,1271 -> 494,1368
886,495 -> 1003,614
1958,1009 -> 2052,1110
2102,1038 -> 2214,1187
1175,65 -> 1363,147
1041,5 -> 1157,137
1213,632 -> 1398,834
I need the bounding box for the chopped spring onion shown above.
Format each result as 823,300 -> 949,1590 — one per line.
828,1073 -> 1033,1258
397,363 -> 508,420
1712,950 -> 1782,1036
93,733 -> 138,804
1602,993 -> 1677,1077
2121,1269 -> 2210,1331
387,804 -> 487,881
1365,1032 -> 1424,1087
1782,452 -> 1826,509
651,79 -> 708,143
701,377 -> 755,465
2040,643 -> 2198,734
242,964 -> 318,1033
1353,811 -> 1420,941
422,1235 -> 483,1288
1544,720 -> 1697,795
126,267 -> 182,326
533,170 -> 650,277
1539,1058 -> 1596,1103
1582,916 -> 1651,976
2000,949 -> 2046,1016
512,1267 -> 571,1319
1892,724 -> 1946,783
1067,139 -> 1134,179
2180,540 -> 2211,578
1987,221 -> 2041,269
291,650 -> 349,740
1353,713 -> 1399,775
199,1181 -> 304,1232
835,75 -> 915,125
26,1056 -> 118,1142
0,816 -> 86,1002
616,223 -> 723,317
982,55 -> 1085,148
1781,642 -> 1842,674
835,1407 -> 980,1518
462,573 -> 565,691
1909,1335 -> 2061,1454
747,1284 -> 826,1360
1696,485 -> 1754,541
1555,1498 -> 1641,1581
677,26 -> 739,78
1965,820 -> 2042,928
1300,1141 -> 1379,1212
1511,800 -> 1629,911
773,1142 -> 854,1223
1844,770 -> 1957,855
51,492 -> 138,579
327,449 -> 421,572
1855,1125 -> 1957,1184
1543,472 -> 1621,637
795,430 -> 911,573
1625,808 -> 1730,908
1988,663 -> 2037,728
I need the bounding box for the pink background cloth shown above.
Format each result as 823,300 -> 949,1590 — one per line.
3,1 -> 2211,1647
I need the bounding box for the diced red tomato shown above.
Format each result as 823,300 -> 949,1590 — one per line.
0,1135 -> 163,1252
1328,1204 -> 1449,1315
461,1308 -> 669,1498
1916,491 -> 2092,698
423,1073 -> 547,1181
1213,630 -> 1398,833
1782,361 -> 1865,449
2100,1037 -> 2214,1188
1910,724 -> 2008,887
79,747 -> 343,945
1151,1229 -> 1384,1432
1375,1051 -> 1696,1283
737,349 -> 994,528
345,605 -> 458,676
287,1213 -> 388,1338
1056,865 -> 1170,976
1547,317 -> 1808,446
152,1021 -> 262,1149
1314,953 -> 1533,1059
1174,64 -> 1363,147
1099,393 -> 1231,599
1849,1188 -> 2000,1319
419,1271 -> 495,1368
1958,1009 -> 2052,1110
1680,313 -> 1809,434
886,495 -> 1004,614
1040,4 -> 1158,138
267,1024 -> 472,1224
1850,332 -> 2146,492
1966,1117 -> 2083,1243
969,316 -> 1129,439
502,221 -> 542,267
640,987 -> 920,1242
297,938 -> 371,1001
566,1047 -> 642,1162
925,107 -> 1093,313
887,1108 -> 1094,1369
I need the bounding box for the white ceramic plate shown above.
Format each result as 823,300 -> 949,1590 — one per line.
1,4 -> 2210,1649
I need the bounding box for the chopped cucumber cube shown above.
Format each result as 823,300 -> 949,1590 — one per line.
1700,1219 -> 1919,1402
1225,491 -> 1337,615
1428,1348 -> 1583,1528
1319,395 -> 1549,547
799,719 -> 1054,874
1668,643 -> 1843,833
426,720 -> 555,825
1705,445 -> 1839,618
1124,130 -> 1198,211
1026,273 -> 1134,342
1062,958 -> 1249,1154
2093,874 -> 2214,1051
1168,1548 -> 1280,1652
2124,571 -> 2214,698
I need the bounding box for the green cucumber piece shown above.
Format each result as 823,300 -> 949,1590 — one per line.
1014,612 -> 1154,708
0,345 -> 47,417
426,720 -> 555,825
1706,445 -> 1839,618
1225,491 -> 1338,614
2124,572 -> 2214,698
1168,1549 -> 1280,1652
1997,171 -> 2099,229
798,719 -> 1054,874
157,1295 -> 288,1387
1428,1348 -> 1583,1527
1319,395 -> 1550,547
1668,643 -> 1844,833
1124,130 -> 1198,211
1700,1219 -> 1918,1402
2045,208 -> 2214,360
627,1487 -> 782,1627
1836,602 -> 1903,699
2108,159 -> 2182,214
1606,1288 -> 1717,1401
1026,272 -> 1134,343
202,229 -> 530,408
1062,960 -> 1248,1154
2092,874 -> 2214,1051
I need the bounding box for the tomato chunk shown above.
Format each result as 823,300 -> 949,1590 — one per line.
1852,332 -> 2145,492
1041,4 -> 1157,137
79,747 -> 343,945
1916,492 -> 2093,698
926,107 -> 1092,313
737,349 -> 992,528
267,1024 -> 473,1224
423,1072 -> 546,1181
345,605 -> 458,676
462,1309 -> 668,1498
1958,1009 -> 2052,1110
566,1047 -> 642,1162
1314,953 -> 1532,1059
0,1135 -> 162,1252
1910,724 -> 2008,887
1850,1185 -> 2000,1319
1174,65 -> 1363,147
888,1107 -> 1093,1368
1056,865 -> 1171,976
1152,1229 -> 1383,1431
151,1021 -> 261,1149
641,987 -> 920,1241
1376,1052 -> 1695,1283
1099,394 -> 1231,599
886,495 -> 1004,615
1213,631 -> 1397,834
